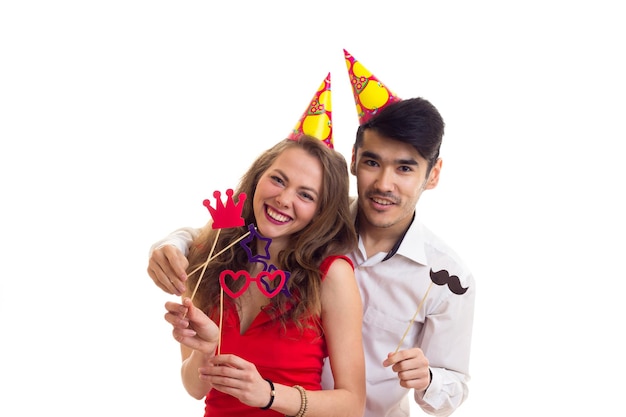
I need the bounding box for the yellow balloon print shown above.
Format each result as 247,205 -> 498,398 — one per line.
318,90 -> 331,112
359,82 -> 390,111
352,61 -> 372,78
303,114 -> 331,140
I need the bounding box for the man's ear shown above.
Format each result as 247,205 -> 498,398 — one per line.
350,148 -> 357,175
425,158 -> 443,190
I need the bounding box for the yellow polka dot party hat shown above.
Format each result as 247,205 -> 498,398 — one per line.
344,49 -> 401,125
287,73 -> 333,148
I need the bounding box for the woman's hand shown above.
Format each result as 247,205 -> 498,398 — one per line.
199,354 -> 272,408
164,297 -> 219,354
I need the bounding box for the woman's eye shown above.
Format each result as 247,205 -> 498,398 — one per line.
300,192 -> 314,201
271,175 -> 285,185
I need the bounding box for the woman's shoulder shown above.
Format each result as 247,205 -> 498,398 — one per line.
320,255 -> 354,276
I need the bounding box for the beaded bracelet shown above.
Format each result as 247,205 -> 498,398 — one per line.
260,378 -> 275,410
289,385 -> 308,417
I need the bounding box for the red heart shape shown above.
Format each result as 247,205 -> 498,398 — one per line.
219,270 -> 251,298
256,270 -> 286,298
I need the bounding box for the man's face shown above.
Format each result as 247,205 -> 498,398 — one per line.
351,129 -> 441,234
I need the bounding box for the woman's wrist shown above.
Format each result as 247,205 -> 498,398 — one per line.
287,385 -> 308,417
260,378 -> 275,410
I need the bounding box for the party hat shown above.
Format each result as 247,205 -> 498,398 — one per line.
344,49 -> 401,125
288,73 -> 333,148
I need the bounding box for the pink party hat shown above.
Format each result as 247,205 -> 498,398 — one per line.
344,49 -> 401,124
288,73 -> 333,148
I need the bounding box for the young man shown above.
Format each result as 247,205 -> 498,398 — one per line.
331,97 -> 474,416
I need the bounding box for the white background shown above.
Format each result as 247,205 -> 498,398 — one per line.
2,1 -> 625,416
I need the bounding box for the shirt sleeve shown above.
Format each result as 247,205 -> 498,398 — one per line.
413,278 -> 476,416
149,227 -> 200,256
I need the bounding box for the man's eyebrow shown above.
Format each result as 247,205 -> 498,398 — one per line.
360,150 -> 380,160
395,158 -> 419,166
361,150 -> 419,166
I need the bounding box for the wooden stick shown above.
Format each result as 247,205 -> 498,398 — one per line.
186,230 -> 251,279
217,288 -> 224,355
189,229 -> 221,302
394,281 -> 434,354
184,228 -> 251,352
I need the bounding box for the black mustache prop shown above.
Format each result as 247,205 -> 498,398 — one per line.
394,268 -> 469,353
430,269 -> 468,295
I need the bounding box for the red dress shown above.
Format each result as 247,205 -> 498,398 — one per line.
202,255 -> 353,416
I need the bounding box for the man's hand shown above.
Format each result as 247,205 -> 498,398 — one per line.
383,348 -> 431,392
147,245 -> 189,295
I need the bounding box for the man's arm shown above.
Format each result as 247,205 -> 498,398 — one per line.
414,278 -> 476,416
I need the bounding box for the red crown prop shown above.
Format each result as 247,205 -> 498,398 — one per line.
203,189 -> 247,229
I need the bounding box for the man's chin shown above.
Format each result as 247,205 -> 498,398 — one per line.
362,211 -> 396,229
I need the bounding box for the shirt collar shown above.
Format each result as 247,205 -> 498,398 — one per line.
381,211 -> 415,261
393,214 -> 428,265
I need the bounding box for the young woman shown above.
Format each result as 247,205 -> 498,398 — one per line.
163,135 -> 365,417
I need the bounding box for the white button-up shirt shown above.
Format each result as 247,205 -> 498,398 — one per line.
321,200 -> 475,417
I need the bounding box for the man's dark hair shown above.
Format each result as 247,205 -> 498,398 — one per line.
354,97 -> 445,171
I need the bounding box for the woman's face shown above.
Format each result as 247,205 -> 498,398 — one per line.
253,147 -> 322,247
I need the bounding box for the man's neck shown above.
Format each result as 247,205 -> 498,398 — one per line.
357,213 -> 414,259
